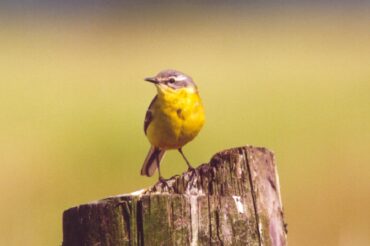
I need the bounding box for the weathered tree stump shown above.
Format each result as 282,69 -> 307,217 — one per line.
62,146 -> 287,246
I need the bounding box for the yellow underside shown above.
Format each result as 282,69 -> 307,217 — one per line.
146,86 -> 205,149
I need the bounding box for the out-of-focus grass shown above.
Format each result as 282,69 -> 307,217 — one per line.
0,7 -> 370,245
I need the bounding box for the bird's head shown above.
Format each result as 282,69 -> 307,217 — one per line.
145,69 -> 197,92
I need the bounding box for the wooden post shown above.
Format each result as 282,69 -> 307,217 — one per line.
62,146 -> 287,246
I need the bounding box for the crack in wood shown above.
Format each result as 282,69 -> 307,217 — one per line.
62,146 -> 287,246
242,148 -> 263,246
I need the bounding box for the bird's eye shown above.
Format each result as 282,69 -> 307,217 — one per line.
168,78 -> 175,84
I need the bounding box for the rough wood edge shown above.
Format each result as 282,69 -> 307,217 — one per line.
62,146 -> 287,246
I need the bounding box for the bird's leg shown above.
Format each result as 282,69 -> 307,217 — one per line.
178,148 -> 195,171
156,152 -> 170,188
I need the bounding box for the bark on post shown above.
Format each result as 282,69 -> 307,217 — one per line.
62,146 -> 287,246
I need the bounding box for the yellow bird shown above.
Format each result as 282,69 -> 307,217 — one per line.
141,69 -> 205,181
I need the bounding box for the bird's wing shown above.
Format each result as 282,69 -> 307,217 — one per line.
144,95 -> 158,135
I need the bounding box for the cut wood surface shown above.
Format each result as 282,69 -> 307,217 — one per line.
62,146 -> 287,246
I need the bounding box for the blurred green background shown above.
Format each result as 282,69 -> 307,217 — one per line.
1,1 -> 370,245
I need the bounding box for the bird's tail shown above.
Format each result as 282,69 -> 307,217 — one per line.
140,147 -> 166,177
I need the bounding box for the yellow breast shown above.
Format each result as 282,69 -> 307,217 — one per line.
146,87 -> 205,149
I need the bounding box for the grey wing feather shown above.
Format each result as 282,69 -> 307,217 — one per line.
144,95 -> 157,135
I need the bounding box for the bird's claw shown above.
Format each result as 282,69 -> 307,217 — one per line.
187,167 -> 196,172
187,167 -> 198,180
157,176 -> 171,189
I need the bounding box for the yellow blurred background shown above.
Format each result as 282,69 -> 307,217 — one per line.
1,2 -> 370,245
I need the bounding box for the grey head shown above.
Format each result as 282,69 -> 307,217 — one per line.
145,69 -> 197,91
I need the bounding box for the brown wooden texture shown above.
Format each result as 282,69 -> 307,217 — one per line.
62,146 -> 287,246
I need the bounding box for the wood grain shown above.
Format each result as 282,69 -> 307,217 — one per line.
62,146 -> 287,246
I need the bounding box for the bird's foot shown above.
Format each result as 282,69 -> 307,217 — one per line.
169,174 -> 181,179
187,167 -> 198,180
187,166 -> 196,172
159,176 -> 168,183
157,176 -> 171,189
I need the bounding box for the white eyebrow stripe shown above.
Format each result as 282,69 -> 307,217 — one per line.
175,75 -> 188,81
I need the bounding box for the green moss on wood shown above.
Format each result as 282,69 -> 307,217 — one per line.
62,146 -> 287,246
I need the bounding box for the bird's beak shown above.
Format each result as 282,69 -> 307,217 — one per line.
144,77 -> 159,84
